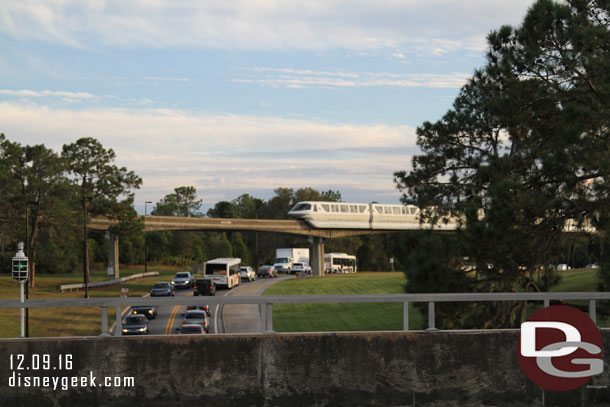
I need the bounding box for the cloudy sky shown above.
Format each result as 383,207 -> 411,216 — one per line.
0,0 -> 534,213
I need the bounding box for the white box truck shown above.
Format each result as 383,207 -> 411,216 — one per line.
273,248 -> 310,274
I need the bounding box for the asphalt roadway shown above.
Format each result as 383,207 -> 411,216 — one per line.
141,275 -> 292,335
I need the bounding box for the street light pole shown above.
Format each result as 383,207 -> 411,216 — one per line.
144,201 -> 152,273
25,204 -> 29,337
12,242 -> 28,338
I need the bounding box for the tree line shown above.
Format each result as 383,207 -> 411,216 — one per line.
0,134 -> 403,290
0,135 -> 140,294
107,186 -> 400,274
394,0 -> 610,327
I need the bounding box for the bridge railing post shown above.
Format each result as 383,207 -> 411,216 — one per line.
589,299 -> 597,325
266,303 -> 274,333
402,301 -> 409,331
114,306 -> 122,336
260,303 -> 266,333
427,302 -> 437,331
100,307 -> 109,336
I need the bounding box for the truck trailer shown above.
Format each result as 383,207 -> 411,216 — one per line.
273,248 -> 310,274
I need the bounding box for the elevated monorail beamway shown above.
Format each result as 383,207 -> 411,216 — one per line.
89,201 -> 595,277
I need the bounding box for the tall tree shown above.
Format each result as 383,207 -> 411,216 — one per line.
23,144 -> 70,287
153,186 -> 203,217
206,201 -> 237,218
62,137 -> 142,298
232,194 -> 265,219
0,136 -> 72,286
394,0 -> 610,327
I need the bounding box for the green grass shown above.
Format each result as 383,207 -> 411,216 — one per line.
0,265 -> 187,338
549,268 -> 610,327
265,269 -> 607,333
264,272 -> 426,332
551,268 -> 600,292
1,266 -> 605,337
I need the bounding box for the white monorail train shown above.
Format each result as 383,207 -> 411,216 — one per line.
288,201 -> 461,230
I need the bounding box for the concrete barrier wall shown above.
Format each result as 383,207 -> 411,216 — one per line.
1,330 -> 609,407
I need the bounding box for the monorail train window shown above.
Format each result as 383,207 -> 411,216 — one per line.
359,205 -> 367,213
401,207 -> 407,214
393,207 -> 400,214
291,203 -> 311,211
375,206 -> 383,214
340,205 -> 348,213
331,205 -> 338,212
350,205 -> 357,212
410,207 -> 417,215
321,204 -> 330,212
313,204 -> 317,212
384,207 -> 392,214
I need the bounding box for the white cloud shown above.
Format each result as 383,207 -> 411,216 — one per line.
0,102 -> 416,204
0,1 -> 534,54
0,89 -> 96,99
143,77 -> 191,82
235,68 -> 471,89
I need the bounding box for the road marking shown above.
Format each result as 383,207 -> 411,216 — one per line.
165,305 -> 180,335
214,288 -> 235,334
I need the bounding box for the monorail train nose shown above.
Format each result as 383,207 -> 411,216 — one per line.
288,202 -> 312,216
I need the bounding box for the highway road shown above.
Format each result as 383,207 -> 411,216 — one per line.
221,275 -> 292,333
139,275 -> 292,335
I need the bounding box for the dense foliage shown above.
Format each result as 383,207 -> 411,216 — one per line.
394,0 -> 610,327
144,187 -> 401,271
1,137 -> 404,280
0,135 -> 142,291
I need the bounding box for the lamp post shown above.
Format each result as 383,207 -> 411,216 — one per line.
144,201 -> 152,273
12,242 -> 28,338
24,200 -> 37,337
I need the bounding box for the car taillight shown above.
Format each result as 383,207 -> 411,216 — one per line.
194,286 -> 197,289
183,320 -> 187,324
203,321 -> 208,326
209,286 -> 213,290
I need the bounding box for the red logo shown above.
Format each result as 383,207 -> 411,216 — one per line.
517,305 -> 603,391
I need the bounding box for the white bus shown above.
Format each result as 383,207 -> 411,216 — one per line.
204,258 -> 242,289
324,253 -> 357,274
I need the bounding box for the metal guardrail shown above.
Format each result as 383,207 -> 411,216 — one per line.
57,271 -> 160,292
1,292 -> 608,337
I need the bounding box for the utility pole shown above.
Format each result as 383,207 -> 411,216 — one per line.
145,201 -> 152,273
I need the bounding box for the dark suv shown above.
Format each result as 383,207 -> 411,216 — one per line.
193,279 -> 216,296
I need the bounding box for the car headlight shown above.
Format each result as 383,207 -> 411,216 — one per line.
139,327 -> 147,332
122,329 -> 128,333
148,310 -> 153,314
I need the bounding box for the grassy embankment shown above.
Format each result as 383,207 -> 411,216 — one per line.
0,265 -> 186,338
0,267 -> 604,337
265,268 -> 605,332
264,272 -> 426,332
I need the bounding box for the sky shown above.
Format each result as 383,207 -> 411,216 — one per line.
0,0 -> 535,214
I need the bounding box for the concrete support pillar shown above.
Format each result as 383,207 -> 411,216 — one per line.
311,237 -> 325,277
106,232 -> 120,279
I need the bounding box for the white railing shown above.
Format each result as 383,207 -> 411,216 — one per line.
56,271 -> 160,292
0,292 -> 608,337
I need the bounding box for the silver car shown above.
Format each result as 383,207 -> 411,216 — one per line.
240,266 -> 256,282
182,310 -> 210,333
172,271 -> 194,289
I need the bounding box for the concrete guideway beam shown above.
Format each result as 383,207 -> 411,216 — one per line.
89,215 -> 403,238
